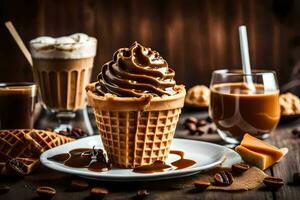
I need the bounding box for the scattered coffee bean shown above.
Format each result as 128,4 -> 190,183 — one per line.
213,170 -> 234,186
194,180 -> 211,190
36,186 -> 56,199
207,127 -> 215,134
6,158 -> 28,177
196,119 -> 207,127
59,130 -> 69,136
186,123 -> 197,134
293,172 -> 300,184
205,116 -> 213,123
70,179 -> 89,190
291,128 -> 300,137
0,185 -> 10,194
136,189 -> 150,199
71,128 -> 87,138
195,127 -> 205,136
44,128 -> 53,132
263,176 -> 284,190
90,187 -> 108,197
231,163 -> 250,174
185,117 -> 198,124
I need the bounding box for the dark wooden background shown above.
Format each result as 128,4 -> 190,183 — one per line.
1,0 -> 300,88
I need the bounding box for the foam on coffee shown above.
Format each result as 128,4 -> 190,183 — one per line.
30,33 -> 97,59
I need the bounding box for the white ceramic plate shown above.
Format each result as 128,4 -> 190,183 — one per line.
40,136 -> 241,181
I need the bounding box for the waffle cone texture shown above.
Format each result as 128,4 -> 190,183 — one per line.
86,83 -> 186,168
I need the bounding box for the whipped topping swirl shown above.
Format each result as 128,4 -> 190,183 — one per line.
96,42 -> 178,97
30,33 -> 97,59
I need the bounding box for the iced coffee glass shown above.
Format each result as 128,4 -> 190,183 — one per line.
30,33 -> 97,133
209,69 -> 280,144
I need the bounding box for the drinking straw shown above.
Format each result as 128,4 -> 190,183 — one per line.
5,21 -> 33,67
239,25 -> 255,90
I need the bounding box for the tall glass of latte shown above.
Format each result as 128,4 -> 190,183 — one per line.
30,33 -> 97,133
209,69 -> 280,144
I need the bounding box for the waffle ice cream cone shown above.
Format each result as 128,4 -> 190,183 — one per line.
87,83 -> 185,168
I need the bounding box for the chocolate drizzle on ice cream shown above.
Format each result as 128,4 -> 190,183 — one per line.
95,42 -> 178,97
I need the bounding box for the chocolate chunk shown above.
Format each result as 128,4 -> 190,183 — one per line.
263,176 -> 284,190
195,127 -> 205,136
36,186 -> 56,199
293,172 -> 300,184
136,189 -> 150,199
213,170 -> 233,186
196,119 -> 207,127
0,185 -> 10,194
70,179 -> 89,190
194,180 -> 211,190
6,158 -> 28,177
90,187 -> 108,197
185,117 -> 198,125
231,163 -> 250,174
186,123 -> 197,134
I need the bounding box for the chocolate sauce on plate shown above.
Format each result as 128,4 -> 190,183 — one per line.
132,150 -> 196,173
48,148 -> 195,174
48,147 -> 112,172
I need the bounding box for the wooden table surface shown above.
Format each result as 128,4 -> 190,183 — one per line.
1,110 -> 300,200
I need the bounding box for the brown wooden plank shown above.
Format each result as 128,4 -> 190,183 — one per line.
270,120 -> 300,200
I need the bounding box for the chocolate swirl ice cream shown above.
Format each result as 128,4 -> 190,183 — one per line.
96,42 -> 178,97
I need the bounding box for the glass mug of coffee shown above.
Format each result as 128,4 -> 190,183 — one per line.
0,82 -> 37,129
209,70 -> 280,144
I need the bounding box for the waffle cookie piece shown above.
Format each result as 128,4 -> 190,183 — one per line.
0,157 -> 40,176
25,129 -> 74,152
0,129 -> 42,159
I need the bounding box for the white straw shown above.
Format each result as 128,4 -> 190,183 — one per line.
239,25 -> 255,90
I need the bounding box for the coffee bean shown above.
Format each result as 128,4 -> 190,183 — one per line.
36,186 -> 56,199
196,119 -> 207,127
44,128 -> 53,132
6,158 -> 28,177
186,123 -> 197,134
213,170 -> 233,186
194,180 -> 210,190
136,189 -> 150,199
292,128 -> 300,136
195,127 -> 205,136
205,116 -> 213,123
263,176 -> 284,190
71,128 -> 87,139
59,130 -> 69,136
231,163 -> 250,174
293,172 -> 300,184
0,185 -> 10,194
207,127 -> 215,134
70,179 -> 89,190
90,187 -> 108,197
185,117 -> 198,124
